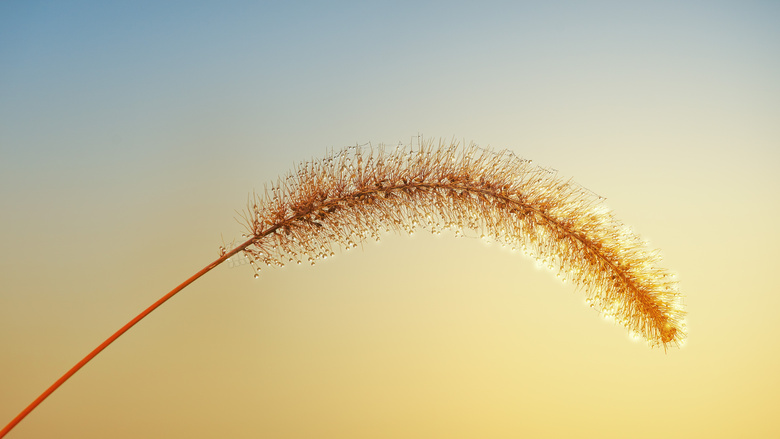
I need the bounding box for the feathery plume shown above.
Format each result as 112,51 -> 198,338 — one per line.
0,138 -> 685,437
238,139 -> 686,348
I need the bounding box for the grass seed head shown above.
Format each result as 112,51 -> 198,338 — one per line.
242,139 -> 686,349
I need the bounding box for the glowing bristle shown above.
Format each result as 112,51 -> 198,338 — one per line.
241,139 -> 686,348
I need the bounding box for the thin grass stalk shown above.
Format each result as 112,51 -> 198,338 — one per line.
0,237 -> 255,438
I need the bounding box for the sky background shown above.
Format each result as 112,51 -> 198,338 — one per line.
1,1 -> 779,437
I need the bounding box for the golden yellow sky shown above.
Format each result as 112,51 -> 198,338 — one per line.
1,2 -> 779,438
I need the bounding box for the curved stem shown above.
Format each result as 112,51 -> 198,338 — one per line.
0,236 -> 256,438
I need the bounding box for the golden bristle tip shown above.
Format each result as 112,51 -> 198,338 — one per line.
241,139 -> 686,349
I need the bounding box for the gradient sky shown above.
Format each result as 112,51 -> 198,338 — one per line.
1,1 -> 779,438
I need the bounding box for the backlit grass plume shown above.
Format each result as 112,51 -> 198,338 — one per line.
237,140 -> 685,347
1,139 -> 686,437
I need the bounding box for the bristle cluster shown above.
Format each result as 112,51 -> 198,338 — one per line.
239,139 -> 686,348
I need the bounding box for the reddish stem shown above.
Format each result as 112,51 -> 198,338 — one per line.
0,237 -> 256,438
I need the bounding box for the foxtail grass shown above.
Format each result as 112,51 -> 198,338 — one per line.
1,139 -> 686,437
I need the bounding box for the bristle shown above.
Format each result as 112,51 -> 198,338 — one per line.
242,139 -> 686,349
